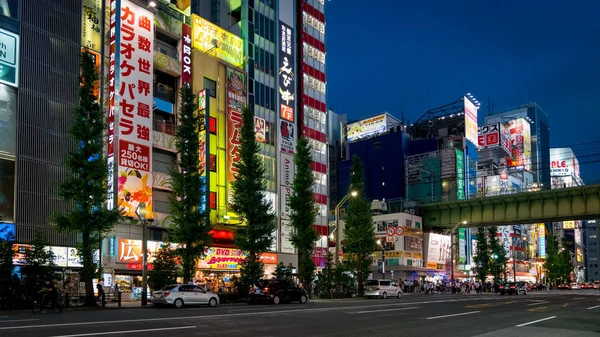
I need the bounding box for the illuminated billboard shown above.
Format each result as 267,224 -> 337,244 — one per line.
81,0 -> 102,52
192,15 -> 243,66
226,67 -> 247,205
0,28 -> 19,88
346,114 -> 387,142
478,122 -> 510,155
425,233 -> 451,270
115,0 -> 155,219
504,118 -> 531,171
550,148 -> 578,177
463,97 -> 478,146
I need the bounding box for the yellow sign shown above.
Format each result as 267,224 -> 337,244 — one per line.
563,221 -> 575,229
192,15 -> 243,66
81,0 -> 102,52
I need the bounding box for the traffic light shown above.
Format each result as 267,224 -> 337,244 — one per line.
493,254 -> 499,259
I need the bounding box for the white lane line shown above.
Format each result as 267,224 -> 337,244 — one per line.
354,307 -> 419,314
49,326 -> 196,337
573,297 -> 586,300
0,319 -> 40,324
587,305 -> 600,310
426,311 -> 480,320
527,301 -> 550,306
516,316 -> 557,327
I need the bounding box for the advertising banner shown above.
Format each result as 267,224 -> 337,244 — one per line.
500,226 -> 511,258
106,0 -> 120,210
346,114 -> 387,143
48,247 -> 68,267
117,238 -> 178,263
478,122 -> 510,154
279,120 -> 295,154
456,149 -> 465,200
550,148 -> 578,177
404,236 -> 423,252
425,233 -> 451,269
197,247 -> 246,270
278,22 -> 295,115
226,67 -> 247,204
280,219 -> 294,254
181,24 -> 192,84
0,85 -> 16,154
505,118 -> 531,171
81,0 -> 102,52
463,97 -> 478,146
0,28 -> 19,88
192,15 -> 243,66
458,228 -> 466,264
280,153 -> 295,188
280,185 -> 292,220
254,116 -> 266,143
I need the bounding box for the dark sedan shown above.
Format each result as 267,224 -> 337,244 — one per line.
249,280 -> 308,305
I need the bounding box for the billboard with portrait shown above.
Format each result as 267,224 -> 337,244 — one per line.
463,97 -> 478,146
505,118 -> 531,171
425,233 -> 451,269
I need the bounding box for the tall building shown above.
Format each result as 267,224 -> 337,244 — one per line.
485,102 -> 550,189
585,220 -> 600,282
326,109 -> 346,211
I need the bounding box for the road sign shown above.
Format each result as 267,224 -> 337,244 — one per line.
386,227 -> 395,236
395,226 -> 405,236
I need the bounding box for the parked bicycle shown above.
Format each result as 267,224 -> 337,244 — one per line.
32,293 -> 64,313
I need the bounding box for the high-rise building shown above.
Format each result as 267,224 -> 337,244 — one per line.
585,220 -> 600,282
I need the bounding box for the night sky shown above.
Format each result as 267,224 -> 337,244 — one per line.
326,0 -> 600,182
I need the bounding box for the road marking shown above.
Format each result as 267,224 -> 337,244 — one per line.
0,319 -> 40,324
516,316 -> 557,327
527,301 -> 549,306
466,303 -> 503,308
587,305 -> 600,310
574,297 -> 586,300
426,311 -> 480,320
354,307 -> 419,314
49,326 -> 196,337
528,306 -> 549,312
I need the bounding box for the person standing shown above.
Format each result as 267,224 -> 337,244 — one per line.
96,278 -> 105,307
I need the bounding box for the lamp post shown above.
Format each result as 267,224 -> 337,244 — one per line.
377,239 -> 385,277
334,190 -> 358,264
135,203 -> 148,307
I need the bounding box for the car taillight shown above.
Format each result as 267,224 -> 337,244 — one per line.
263,287 -> 269,293
163,291 -> 170,296
375,287 -> 381,290
510,286 -> 515,289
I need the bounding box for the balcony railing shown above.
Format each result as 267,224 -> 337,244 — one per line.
153,119 -> 176,135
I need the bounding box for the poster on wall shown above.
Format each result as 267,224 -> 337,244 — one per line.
226,67 -> 247,205
463,97 -> 478,146
279,120 -> 295,154
280,219 -> 294,254
254,116 -> 266,143
116,0 -> 154,219
81,0 -> 103,52
425,233 -> 451,269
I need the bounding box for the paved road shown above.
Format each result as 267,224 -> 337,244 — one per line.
1,291 -> 600,336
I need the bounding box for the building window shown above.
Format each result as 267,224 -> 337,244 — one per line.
204,77 -> 217,98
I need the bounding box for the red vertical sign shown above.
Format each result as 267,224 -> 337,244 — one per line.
181,24 -> 192,84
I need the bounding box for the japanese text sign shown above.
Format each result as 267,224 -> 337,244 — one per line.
226,67 -> 247,205
192,15 -> 243,66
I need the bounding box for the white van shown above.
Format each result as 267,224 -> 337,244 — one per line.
364,279 -> 402,299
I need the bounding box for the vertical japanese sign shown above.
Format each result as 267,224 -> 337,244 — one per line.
463,96 -> 478,146
81,0 -> 103,52
456,149 -> 465,200
458,228 -> 466,264
226,67 -> 247,205
501,226 -> 512,258
181,24 -> 192,85
106,0 -> 120,210
505,118 -> 531,171
278,22 -> 295,122
116,0 -> 154,218
198,89 -> 208,214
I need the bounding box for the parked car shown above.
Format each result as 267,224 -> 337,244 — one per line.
515,282 -> 528,295
500,282 -> 518,295
249,280 -> 308,305
152,284 -> 219,308
570,283 -> 580,290
580,283 -> 589,290
364,279 -> 403,299
594,281 -> 600,289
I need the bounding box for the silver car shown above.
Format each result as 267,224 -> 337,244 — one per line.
152,284 -> 220,308
364,279 -> 403,299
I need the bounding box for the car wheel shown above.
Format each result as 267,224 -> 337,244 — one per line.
299,295 -> 307,304
273,295 -> 281,305
397,291 -> 403,298
382,292 -> 387,299
174,298 -> 184,308
208,297 -> 218,307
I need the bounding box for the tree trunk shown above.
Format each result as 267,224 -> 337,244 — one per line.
82,232 -> 97,307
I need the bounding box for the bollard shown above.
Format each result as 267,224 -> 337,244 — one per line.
117,290 -> 122,307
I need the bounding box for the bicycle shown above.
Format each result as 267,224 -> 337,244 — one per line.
32,293 -> 64,313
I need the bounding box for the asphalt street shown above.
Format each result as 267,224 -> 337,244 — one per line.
1,291 -> 600,337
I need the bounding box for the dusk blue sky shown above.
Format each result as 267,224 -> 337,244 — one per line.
326,0 -> 600,182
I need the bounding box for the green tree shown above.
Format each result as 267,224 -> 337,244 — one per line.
148,244 -> 179,291
0,224 -> 14,284
271,262 -> 293,282
289,136 -> 318,289
169,83 -> 212,283
231,106 -> 275,291
342,155 -> 376,297
22,230 -> 56,295
473,228 -> 490,284
545,234 -> 574,285
315,253 -> 335,298
52,51 -> 122,306
488,226 -> 508,283
558,239 -> 574,283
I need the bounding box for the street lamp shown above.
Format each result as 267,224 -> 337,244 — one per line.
333,190 -> 358,264
135,202 -> 148,307
377,239 -> 386,277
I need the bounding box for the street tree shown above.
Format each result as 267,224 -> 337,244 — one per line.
315,253 -> 335,298
231,106 -> 275,291
289,136 -> 318,289
271,262 -> 293,282
148,244 -> 179,291
488,226 -> 508,283
22,229 -> 56,294
343,155 -> 376,296
473,228 -> 490,284
169,83 -> 212,283
0,224 -> 14,284
52,51 -> 122,306
544,234 -> 573,285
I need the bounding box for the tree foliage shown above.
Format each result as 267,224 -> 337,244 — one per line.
231,106 -> 275,289
316,253 -> 335,298
169,84 -> 212,283
342,155 -> 375,296
148,244 -> 179,291
289,136 -> 318,288
22,230 -> 56,295
52,51 -> 122,306
0,225 -> 14,284
544,234 -> 573,285
488,226 -> 508,283
473,228 -> 490,283
271,262 -> 293,282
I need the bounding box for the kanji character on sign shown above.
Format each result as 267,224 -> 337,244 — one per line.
120,99 -> 135,118
121,42 -> 135,59
138,35 -> 151,53
137,125 -> 150,141
137,80 -> 150,96
120,118 -> 134,135
138,58 -> 151,74
137,102 -> 150,118
120,60 -> 135,76
139,15 -> 151,31
119,82 -> 136,100
121,6 -> 135,25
